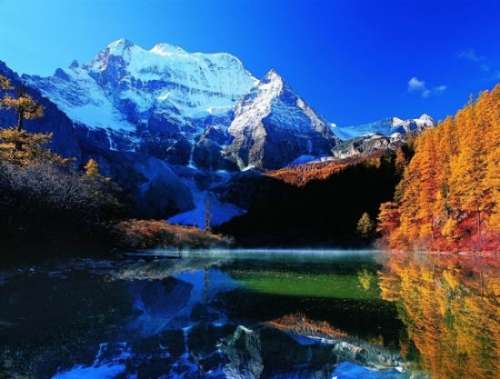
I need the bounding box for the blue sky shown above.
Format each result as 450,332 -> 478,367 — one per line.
0,0 -> 499,125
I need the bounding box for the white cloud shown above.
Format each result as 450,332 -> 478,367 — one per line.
408,77 -> 426,92
421,89 -> 431,98
408,77 -> 446,98
435,85 -> 447,93
480,64 -> 490,72
457,48 -> 500,77
458,48 -> 485,63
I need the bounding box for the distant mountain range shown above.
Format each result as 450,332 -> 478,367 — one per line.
0,39 -> 435,225
332,114 -> 434,141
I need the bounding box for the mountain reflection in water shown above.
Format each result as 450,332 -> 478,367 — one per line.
0,249 -> 498,378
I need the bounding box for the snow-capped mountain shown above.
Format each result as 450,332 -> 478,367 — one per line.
329,114 -> 435,159
28,39 -> 256,131
226,70 -> 339,169
25,39 -> 341,171
25,39 -> 254,167
332,114 -> 435,141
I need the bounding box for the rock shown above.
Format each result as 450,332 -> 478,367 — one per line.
226,70 -> 339,170
221,325 -> 264,378
132,157 -> 194,218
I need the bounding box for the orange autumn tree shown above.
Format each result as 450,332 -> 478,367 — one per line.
0,74 -> 68,166
378,85 -> 500,252
378,253 -> 499,378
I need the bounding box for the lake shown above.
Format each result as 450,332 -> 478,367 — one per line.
0,249 -> 498,378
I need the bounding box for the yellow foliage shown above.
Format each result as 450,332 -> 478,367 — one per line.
84,159 -> 100,177
1,94 -> 44,121
0,74 -> 12,90
356,212 -> 374,238
0,128 -> 69,166
357,269 -> 374,290
381,85 -> 500,251
379,254 -> 499,378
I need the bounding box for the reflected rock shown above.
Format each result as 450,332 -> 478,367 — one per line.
129,278 -> 193,335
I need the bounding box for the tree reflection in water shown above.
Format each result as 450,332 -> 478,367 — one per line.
378,253 -> 499,379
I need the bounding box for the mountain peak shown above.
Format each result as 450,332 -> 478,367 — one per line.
106,38 -> 136,55
264,69 -> 283,82
257,69 -> 285,98
28,38 -> 258,136
227,69 -> 336,169
418,113 -> 433,121
150,42 -> 187,56
69,60 -> 79,69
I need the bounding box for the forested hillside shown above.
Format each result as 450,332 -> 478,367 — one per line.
378,85 -> 500,252
217,152 -> 405,246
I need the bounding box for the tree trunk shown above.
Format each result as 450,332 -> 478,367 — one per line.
16,106 -> 24,131
16,87 -> 24,132
14,107 -> 24,153
477,209 -> 482,251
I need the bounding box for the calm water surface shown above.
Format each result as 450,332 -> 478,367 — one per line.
0,249 -> 498,378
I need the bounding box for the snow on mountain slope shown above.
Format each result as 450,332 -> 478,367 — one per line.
27,39 -> 257,134
226,70 -> 339,169
89,39 -> 257,119
28,65 -> 135,132
168,182 -> 246,228
332,114 -> 435,140
26,38 -> 429,174
27,41 -> 342,171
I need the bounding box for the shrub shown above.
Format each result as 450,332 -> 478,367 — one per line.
113,219 -> 231,250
